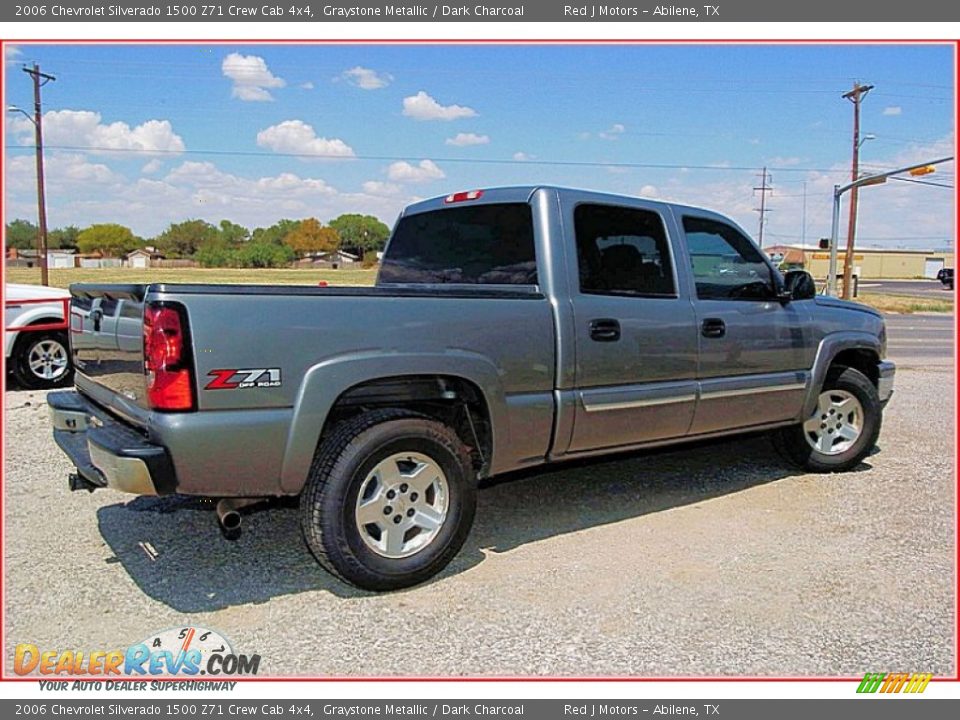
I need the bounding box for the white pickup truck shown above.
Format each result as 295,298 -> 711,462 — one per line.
4,283 -> 74,389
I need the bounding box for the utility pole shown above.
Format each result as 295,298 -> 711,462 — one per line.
840,81 -> 873,299
753,166 -> 773,247
24,63 -> 56,287
800,181 -> 807,247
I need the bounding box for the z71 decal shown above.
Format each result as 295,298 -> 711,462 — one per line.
206,368 -> 282,390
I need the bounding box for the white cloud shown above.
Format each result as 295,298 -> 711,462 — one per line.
883,106 -> 902,116
256,120 -> 355,159
362,180 -> 402,195
142,159 -> 163,175
3,151 -> 416,237
513,152 -> 534,161
599,123 -> 626,141
402,91 -> 476,121
300,81 -> 315,90
766,156 -> 802,167
222,53 -> 286,102
342,66 -> 392,90
387,159 -> 446,183
445,132 -> 490,147
6,45 -> 22,59
9,109 -> 185,155
639,184 -> 660,198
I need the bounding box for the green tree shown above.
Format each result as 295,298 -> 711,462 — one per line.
76,224 -> 140,256
283,218 -> 340,257
235,241 -> 295,268
5,219 -> 39,250
329,214 -> 390,255
49,225 -> 80,251
154,219 -> 219,257
218,219 -> 249,244
250,219 -> 302,246
195,240 -> 233,268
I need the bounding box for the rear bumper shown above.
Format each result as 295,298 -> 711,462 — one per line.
877,360 -> 895,405
48,391 -> 177,495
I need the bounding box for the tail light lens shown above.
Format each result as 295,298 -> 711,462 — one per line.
143,304 -> 194,411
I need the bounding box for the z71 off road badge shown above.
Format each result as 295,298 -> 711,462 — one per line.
205,368 -> 281,390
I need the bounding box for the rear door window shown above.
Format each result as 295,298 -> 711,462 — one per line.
379,203 -> 537,285
574,203 -> 676,296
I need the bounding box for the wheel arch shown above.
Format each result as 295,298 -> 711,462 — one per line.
279,351 -> 505,494
802,332 -> 882,418
6,311 -> 67,358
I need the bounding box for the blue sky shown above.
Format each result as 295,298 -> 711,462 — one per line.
3,43 -> 955,248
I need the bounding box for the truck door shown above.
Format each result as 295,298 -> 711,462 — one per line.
566,200 -> 699,453
678,213 -> 813,435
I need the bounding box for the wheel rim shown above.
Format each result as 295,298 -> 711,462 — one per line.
354,452 -> 450,559
27,339 -> 69,381
803,389 -> 863,456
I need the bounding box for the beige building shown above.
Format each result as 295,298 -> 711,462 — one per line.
766,245 -> 954,280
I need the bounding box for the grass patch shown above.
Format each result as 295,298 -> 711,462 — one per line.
4,267 -> 378,289
856,293 -> 954,314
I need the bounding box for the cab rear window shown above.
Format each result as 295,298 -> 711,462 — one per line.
379,203 -> 537,285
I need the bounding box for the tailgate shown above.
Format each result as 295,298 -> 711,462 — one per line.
70,284 -> 150,411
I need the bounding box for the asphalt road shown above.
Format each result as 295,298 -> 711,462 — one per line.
3,360 -> 955,677
883,312 -> 954,361
859,279 -> 955,300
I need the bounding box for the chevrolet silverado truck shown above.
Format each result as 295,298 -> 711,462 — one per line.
48,187 -> 895,591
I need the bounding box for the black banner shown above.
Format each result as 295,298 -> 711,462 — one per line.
3,699 -> 960,719
4,0 -> 960,23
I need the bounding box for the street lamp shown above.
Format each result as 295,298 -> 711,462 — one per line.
8,103 -> 50,286
827,155 -> 954,296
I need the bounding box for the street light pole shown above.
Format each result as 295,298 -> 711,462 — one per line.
827,155 -> 954,296
21,63 -> 56,286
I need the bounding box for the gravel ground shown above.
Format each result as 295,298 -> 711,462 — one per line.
3,362 -> 955,677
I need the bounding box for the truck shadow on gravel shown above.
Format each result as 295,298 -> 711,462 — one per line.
96,434 -> 874,612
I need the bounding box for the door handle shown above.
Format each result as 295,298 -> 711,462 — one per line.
701,318 -> 725,338
589,318 -> 621,342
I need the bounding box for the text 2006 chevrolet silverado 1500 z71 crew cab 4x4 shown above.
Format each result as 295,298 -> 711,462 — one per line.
48,187 -> 895,590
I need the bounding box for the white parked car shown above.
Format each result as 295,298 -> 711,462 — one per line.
4,283 -> 74,389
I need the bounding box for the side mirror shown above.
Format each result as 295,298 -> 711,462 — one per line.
780,270 -> 816,302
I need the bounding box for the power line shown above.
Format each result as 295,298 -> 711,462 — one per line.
3,143 -> 861,175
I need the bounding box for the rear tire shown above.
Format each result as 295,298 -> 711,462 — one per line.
300,409 -> 477,591
773,366 -> 881,473
11,330 -> 74,390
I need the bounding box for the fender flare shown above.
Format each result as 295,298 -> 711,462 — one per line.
801,331 -> 882,417
4,306 -> 66,358
279,350 -> 506,493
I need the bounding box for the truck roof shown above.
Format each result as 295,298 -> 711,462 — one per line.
402,185 -> 717,219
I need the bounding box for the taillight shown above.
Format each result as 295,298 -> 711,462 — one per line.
143,304 -> 194,411
444,189 -> 484,203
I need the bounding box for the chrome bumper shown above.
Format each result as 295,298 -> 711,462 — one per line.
878,360 -> 895,405
47,391 -> 176,496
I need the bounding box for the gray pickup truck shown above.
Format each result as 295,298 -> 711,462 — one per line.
48,186 -> 894,590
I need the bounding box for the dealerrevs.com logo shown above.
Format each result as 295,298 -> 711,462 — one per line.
14,627 -> 260,677
856,672 -> 932,694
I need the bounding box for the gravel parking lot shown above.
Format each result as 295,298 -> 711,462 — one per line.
3,337 -> 955,677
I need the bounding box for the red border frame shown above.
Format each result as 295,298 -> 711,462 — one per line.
0,37 -> 957,685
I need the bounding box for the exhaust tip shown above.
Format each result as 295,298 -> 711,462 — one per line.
216,499 -> 243,541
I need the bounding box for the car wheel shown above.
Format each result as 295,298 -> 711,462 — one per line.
773,366 -> 882,473
300,408 -> 477,591
11,330 -> 74,390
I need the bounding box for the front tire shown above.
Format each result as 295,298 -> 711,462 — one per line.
11,330 -> 74,390
773,366 -> 882,472
300,409 -> 477,591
